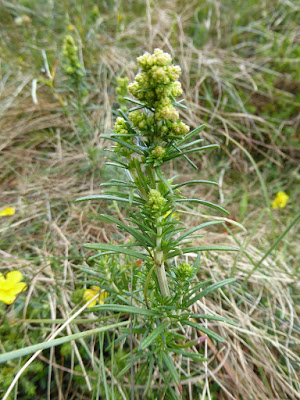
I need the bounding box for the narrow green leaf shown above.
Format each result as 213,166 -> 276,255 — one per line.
105,333 -> 129,351
176,221 -> 224,242
127,215 -> 157,236
166,245 -> 239,260
158,364 -> 178,400
176,198 -> 229,215
162,352 -> 179,384
102,135 -> 143,155
124,97 -> 146,106
174,99 -> 188,109
186,278 -> 236,307
102,190 -> 143,203
129,105 -> 146,112
178,138 -> 204,150
170,143 -> 198,170
177,124 -> 206,145
0,321 -> 128,364
83,243 -> 150,261
185,321 -> 226,342
99,214 -> 154,247
89,304 -> 159,317
164,144 -> 219,161
186,279 -> 212,296
144,356 -> 154,396
105,162 -> 128,170
182,144 -> 219,156
75,194 -> 139,205
105,158 -> 129,168
181,152 -> 198,170
174,180 -> 218,189
182,234 -> 205,241
140,321 -> 168,350
193,252 -> 201,271
100,181 -> 135,188
155,167 -> 173,194
117,351 -> 154,379
170,348 -> 206,362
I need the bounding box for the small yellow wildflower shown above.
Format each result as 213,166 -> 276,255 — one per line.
0,271 -> 27,305
163,210 -> 179,220
272,191 -> 289,209
0,207 -> 15,217
83,286 -> 108,308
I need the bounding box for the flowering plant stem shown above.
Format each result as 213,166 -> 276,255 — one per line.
155,217 -> 170,297
76,49 -> 239,395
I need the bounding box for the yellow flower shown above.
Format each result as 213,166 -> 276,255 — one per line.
83,286 -> 108,308
0,207 -> 15,217
163,210 -> 179,220
0,271 -> 27,305
272,191 -> 289,209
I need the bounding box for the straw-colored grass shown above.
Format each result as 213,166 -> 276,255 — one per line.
1,0 -> 299,398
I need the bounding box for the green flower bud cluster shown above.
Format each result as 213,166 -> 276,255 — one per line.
113,117 -> 130,135
147,189 -> 167,217
161,120 -> 190,137
116,77 -> 129,105
151,146 -> 165,161
113,117 -> 133,156
129,110 -> 154,132
154,97 -> 179,121
175,262 -> 194,281
62,35 -> 83,78
137,49 -> 172,69
128,48 -> 186,123
146,146 -> 166,166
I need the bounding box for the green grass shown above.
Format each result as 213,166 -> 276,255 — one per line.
0,0 -> 299,399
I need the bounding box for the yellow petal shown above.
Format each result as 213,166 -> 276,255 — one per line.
0,207 -> 15,217
100,291 -> 109,300
272,191 -> 289,209
0,292 -> 16,305
0,281 -> 6,290
83,289 -> 99,307
83,289 -> 94,301
87,299 -> 97,308
163,210 -> 172,218
8,282 -> 27,296
90,286 -> 100,291
272,199 -> 279,209
98,291 -> 109,305
6,271 -> 23,284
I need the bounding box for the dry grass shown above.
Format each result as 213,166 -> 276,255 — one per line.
1,0 -> 299,398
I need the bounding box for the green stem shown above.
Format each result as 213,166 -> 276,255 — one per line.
154,218 -> 170,298
155,262 -> 170,298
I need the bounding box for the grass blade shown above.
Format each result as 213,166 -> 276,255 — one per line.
0,322 -> 128,364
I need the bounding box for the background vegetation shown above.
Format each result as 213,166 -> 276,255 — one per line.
0,0 -> 299,399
